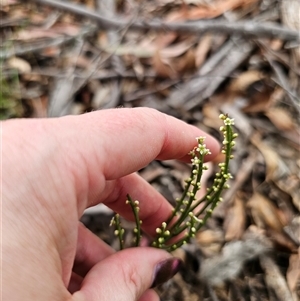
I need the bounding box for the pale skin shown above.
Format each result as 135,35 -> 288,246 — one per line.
2,108 -> 219,301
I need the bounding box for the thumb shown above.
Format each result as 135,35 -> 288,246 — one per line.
72,248 -> 182,301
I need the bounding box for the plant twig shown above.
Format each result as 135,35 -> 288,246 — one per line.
110,214 -> 125,250
29,0 -> 300,41
110,115 -> 236,252
0,25 -> 95,60
126,195 -> 142,247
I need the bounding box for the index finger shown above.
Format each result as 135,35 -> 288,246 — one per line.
61,107 -> 220,182
55,107 -> 220,224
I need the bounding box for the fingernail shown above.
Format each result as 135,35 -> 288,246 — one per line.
151,258 -> 183,288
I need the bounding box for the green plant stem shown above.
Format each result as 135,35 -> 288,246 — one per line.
112,214 -> 125,250
111,114 -> 237,252
167,152 -> 205,233
126,195 -> 141,247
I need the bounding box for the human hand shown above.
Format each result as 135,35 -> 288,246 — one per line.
2,108 -> 219,301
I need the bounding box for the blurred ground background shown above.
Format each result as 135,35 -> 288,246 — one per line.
1,0 -> 299,300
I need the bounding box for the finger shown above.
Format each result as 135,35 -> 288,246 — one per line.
69,223 -> 116,293
61,108 -> 219,180
98,173 -> 174,237
68,272 -> 83,294
73,223 -> 115,277
72,248 -> 182,301
139,289 -> 160,301
57,108 -> 220,208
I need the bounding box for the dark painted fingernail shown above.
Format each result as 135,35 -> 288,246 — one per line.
151,258 -> 183,288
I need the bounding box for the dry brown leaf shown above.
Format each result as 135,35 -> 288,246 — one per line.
21,73 -> 46,84
187,0 -> 259,20
267,229 -> 298,253
132,60 -> 145,81
1,0 -> 17,6
7,5 -> 29,19
252,135 -> 300,211
85,0 -> 95,9
195,34 -> 212,68
0,0 -> 17,13
229,70 -> 264,93
269,39 -> 284,51
265,107 -> 296,132
269,87 -> 286,105
276,174 -> 300,212
242,87 -> 283,113
175,48 -> 196,73
165,2 -> 189,21
70,103 -> 85,115
29,11 -> 49,25
153,32 -> 178,49
170,248 -> 186,263
287,252 -> 300,294
15,28 -> 62,41
51,23 -> 81,36
247,192 -> 284,232
15,24 -> 80,41
97,31 -> 108,48
160,41 -> 194,58
30,96 -> 48,118
41,46 -> 61,57
260,255 -> 294,301
90,84 -> 112,109
68,55 -> 91,69
120,79 -> 139,95
185,0 -> 213,4
7,57 -> 31,73
284,216 -> 300,246
152,50 -> 177,78
202,103 -> 223,129
196,229 -> 224,246
251,133 -> 284,181
242,92 -> 272,113
224,196 -> 246,241
196,229 -> 224,255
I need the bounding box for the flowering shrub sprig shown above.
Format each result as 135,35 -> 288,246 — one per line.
111,114 -> 237,252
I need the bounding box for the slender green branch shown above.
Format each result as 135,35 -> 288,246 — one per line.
110,214 -> 125,250
111,114 -> 237,252
126,195 -> 142,247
